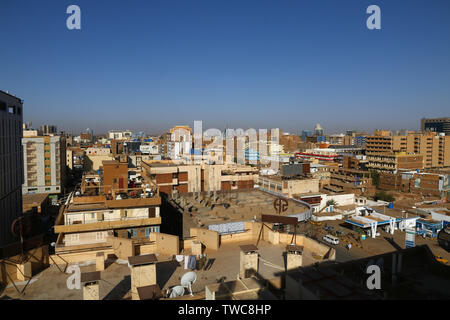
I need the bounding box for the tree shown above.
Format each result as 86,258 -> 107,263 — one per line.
370,170 -> 380,188
326,199 -> 337,207
374,191 -> 395,202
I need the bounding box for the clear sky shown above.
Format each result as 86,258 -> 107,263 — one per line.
1,0 -> 449,135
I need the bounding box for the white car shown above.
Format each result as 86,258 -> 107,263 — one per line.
323,234 -> 339,245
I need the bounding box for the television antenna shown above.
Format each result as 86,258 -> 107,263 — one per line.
180,271 -> 197,296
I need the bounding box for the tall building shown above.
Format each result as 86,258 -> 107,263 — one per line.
301,130 -> 312,142
0,90 -> 23,248
421,117 -> 450,135
366,152 -> 424,174
366,131 -> 450,169
22,134 -> 66,195
108,130 -> 132,140
40,124 -> 57,135
314,123 -> 324,136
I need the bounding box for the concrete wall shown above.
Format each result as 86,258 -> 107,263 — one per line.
50,248 -> 115,265
190,228 -> 219,250
106,237 -> 134,260
320,193 -> 355,211
150,232 -> 179,255
85,154 -> 114,171
0,245 -> 49,285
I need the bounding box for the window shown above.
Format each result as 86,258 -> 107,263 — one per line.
45,157 -> 50,160
0,101 -> 6,112
8,106 -> 15,114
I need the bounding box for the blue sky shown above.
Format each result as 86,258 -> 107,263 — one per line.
1,0 -> 449,135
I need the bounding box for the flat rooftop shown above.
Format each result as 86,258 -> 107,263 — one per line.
170,189 -> 310,234
0,240 -> 322,300
23,193 -> 50,206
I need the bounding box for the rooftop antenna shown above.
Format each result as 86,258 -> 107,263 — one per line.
180,271 -> 197,296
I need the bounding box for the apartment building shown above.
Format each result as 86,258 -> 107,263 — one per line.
366,152 -> 423,174
85,146 -> 111,156
325,167 -> 375,196
379,171 -> 449,197
54,171 -> 161,247
294,148 -> 340,162
0,91 -> 23,248
421,117 -> 450,135
22,134 -> 66,195
141,161 -> 259,194
258,175 -> 319,198
40,124 -> 57,135
102,160 -> 128,194
366,131 -> 450,169
108,130 -> 132,140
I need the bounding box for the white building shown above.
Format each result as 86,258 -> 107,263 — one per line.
22,135 -> 66,194
108,130 -> 132,140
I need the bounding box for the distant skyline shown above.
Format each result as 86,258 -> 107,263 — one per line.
1,0 -> 450,134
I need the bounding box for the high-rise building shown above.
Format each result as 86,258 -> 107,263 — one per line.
301,130 -> 312,142
366,131 -> 450,169
40,124 -> 57,135
421,117 -> 450,135
366,152 -> 424,174
314,123 -> 324,136
22,134 -> 66,195
0,90 -> 23,248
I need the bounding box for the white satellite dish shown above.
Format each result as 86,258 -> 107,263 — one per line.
169,285 -> 185,298
181,271 -> 197,296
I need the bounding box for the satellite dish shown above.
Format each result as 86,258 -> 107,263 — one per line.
181,271 -> 197,296
169,285 -> 185,298
11,216 -> 31,237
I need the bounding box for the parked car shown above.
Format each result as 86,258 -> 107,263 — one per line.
323,234 -> 339,245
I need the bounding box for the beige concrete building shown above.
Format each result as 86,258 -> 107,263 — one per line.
366,152 -> 423,174
257,175 -> 319,198
85,147 -> 111,156
141,161 -> 258,194
84,153 -> 114,172
54,168 -> 162,248
366,131 -> 450,169
22,134 -> 66,194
